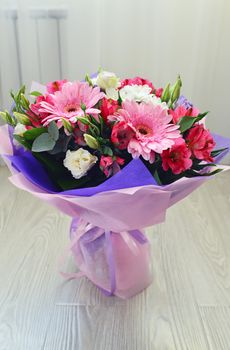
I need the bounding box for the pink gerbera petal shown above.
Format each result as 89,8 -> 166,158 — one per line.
112,100 -> 181,160
39,81 -> 105,126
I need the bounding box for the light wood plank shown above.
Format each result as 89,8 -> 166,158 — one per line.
0,168 -> 70,349
199,306 -> 230,350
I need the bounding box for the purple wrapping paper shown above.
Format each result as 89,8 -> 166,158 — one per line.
4,126 -> 230,196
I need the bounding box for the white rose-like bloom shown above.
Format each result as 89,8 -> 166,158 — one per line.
14,123 -> 27,136
96,71 -> 120,100
120,84 -> 168,110
13,123 -> 27,148
63,148 -> 98,179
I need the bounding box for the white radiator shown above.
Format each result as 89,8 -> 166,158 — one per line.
0,6 -> 68,109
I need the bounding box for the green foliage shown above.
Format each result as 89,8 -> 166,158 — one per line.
23,127 -> 47,141
0,111 -> 16,126
10,85 -> 26,114
179,112 -> 208,133
13,112 -> 31,125
32,133 -> 56,152
30,91 -> 43,97
211,147 -> 228,157
185,168 -> 222,177
101,145 -> 113,156
13,135 -> 32,149
32,121 -> 59,152
48,121 -> 59,141
85,73 -> 93,86
62,118 -> 73,133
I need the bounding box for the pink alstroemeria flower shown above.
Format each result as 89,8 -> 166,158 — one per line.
186,124 -> 216,162
162,138 -> 192,174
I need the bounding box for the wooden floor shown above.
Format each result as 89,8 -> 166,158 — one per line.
0,166 -> 230,350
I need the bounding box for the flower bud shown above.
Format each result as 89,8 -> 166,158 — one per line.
84,134 -> 99,149
0,111 -> 7,123
76,116 -> 90,125
20,94 -> 30,110
161,83 -> 171,103
0,110 -> 16,126
170,75 -> 182,105
62,118 -> 73,133
85,73 -> 93,87
81,103 -> 87,112
13,112 -> 31,125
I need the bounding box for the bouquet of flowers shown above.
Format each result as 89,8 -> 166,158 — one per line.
0,70 -> 229,298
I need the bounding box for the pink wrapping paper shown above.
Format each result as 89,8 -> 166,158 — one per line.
0,124 -> 229,298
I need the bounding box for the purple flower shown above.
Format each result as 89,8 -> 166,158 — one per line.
175,95 -> 193,110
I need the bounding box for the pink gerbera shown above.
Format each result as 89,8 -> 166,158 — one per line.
110,100 -> 180,163
39,81 -> 105,126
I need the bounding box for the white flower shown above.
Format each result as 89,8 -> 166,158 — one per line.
120,84 -> 152,102
63,148 -> 98,179
120,84 -> 168,110
13,123 -> 27,136
145,95 -> 169,110
95,71 -> 120,100
13,123 -> 27,148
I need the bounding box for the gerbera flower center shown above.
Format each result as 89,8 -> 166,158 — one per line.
64,104 -> 80,113
136,124 -> 152,136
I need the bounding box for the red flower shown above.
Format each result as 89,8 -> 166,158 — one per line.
28,94 -> 54,127
186,124 -> 215,162
120,77 -> 155,92
169,105 -> 199,124
162,138 -> 192,174
154,87 -> 163,98
111,121 -> 135,150
100,98 -> 119,122
100,155 -> 125,177
46,79 -> 67,94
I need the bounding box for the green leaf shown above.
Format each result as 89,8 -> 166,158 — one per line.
32,133 -> 55,152
56,176 -> 91,190
153,169 -> 162,185
102,146 -> 113,156
23,127 -> 47,141
48,121 -> 59,141
192,163 -> 216,171
30,91 -> 43,97
179,112 -> 208,133
48,134 -> 72,155
185,167 -> 222,177
211,147 -> 228,157
13,135 -> 32,149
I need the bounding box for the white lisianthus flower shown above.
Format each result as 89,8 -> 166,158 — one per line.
95,71 -> 120,100
120,85 -> 152,102
144,94 -> 168,110
63,148 -> 98,179
13,123 -> 27,136
13,123 -> 27,148
120,84 -> 168,110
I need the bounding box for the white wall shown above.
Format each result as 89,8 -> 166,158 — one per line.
0,0 -> 229,136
